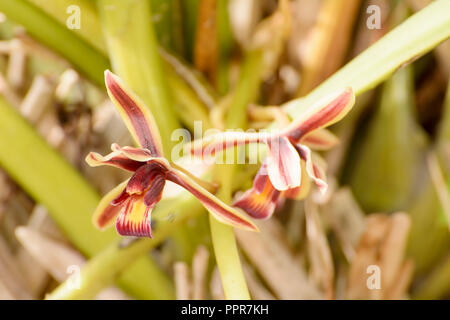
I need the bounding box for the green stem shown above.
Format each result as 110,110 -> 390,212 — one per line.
209,49 -> 264,300
48,195 -> 204,299
97,0 -> 180,154
0,0 -> 108,86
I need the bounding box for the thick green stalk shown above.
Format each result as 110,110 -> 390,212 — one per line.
0,0 -> 108,86
0,96 -> 173,299
48,195 -> 204,299
97,0 -> 180,154
283,0 -> 450,119
210,50 -> 264,300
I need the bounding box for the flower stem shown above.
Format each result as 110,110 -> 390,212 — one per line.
209,49 -> 264,300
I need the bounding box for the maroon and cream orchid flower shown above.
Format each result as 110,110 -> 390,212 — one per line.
185,88 -> 355,219
86,71 -> 258,238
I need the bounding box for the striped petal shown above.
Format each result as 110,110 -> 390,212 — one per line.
184,131 -> 268,158
300,129 -> 339,150
116,195 -> 153,238
111,143 -> 154,162
166,168 -> 259,232
85,150 -> 144,172
125,163 -> 166,195
92,180 -> 129,230
116,175 -> 166,238
266,137 -> 301,191
233,172 -> 281,220
283,87 -> 355,141
295,144 -> 327,194
105,70 -> 163,156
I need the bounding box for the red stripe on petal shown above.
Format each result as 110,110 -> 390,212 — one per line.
254,161 -> 269,194
300,128 -> 339,150
86,151 -> 143,172
143,175 -> 165,207
111,143 -> 154,162
116,196 -> 154,238
126,163 -> 166,195
184,131 -> 266,158
105,71 -> 163,156
285,87 -> 355,141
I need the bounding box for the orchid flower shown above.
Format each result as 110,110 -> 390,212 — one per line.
185,88 -> 355,219
85,71 -> 258,238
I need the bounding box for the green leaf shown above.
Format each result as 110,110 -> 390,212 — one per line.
0,0 -> 109,86
349,65 -> 427,212
283,0 -> 450,118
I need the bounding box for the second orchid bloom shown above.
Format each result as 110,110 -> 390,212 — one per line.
186,88 -> 355,219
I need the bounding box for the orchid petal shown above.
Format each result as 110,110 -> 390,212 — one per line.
85,150 -> 143,172
184,131 -> 268,158
143,175 -> 166,207
166,169 -> 259,232
266,137 -> 301,191
233,173 -> 281,220
92,180 -> 129,230
111,143 -> 154,162
126,163 -> 165,195
300,128 -> 340,150
295,144 -> 327,194
105,70 -> 163,156
116,195 -> 153,238
253,160 -> 270,194
284,87 -> 355,141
